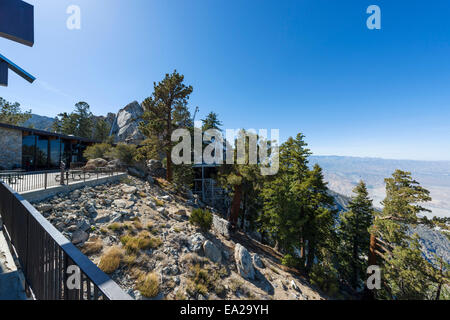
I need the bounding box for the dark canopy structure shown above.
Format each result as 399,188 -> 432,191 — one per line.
0,0 -> 35,86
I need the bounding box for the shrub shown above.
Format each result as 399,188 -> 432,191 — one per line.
186,263 -> 224,297
189,209 -> 213,232
83,143 -> 112,160
81,237 -> 103,255
106,143 -> 137,166
123,253 -> 137,266
281,254 -> 299,268
136,272 -> 160,298
107,223 -> 123,232
120,232 -> 162,254
98,246 -> 123,273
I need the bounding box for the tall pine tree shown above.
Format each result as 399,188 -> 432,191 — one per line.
338,181 -> 374,292
138,70 -> 193,182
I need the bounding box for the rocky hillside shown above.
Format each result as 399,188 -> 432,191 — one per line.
32,177 -> 325,300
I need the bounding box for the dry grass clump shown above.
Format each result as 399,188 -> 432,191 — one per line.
123,253 -> 137,266
154,199 -> 164,207
120,231 -> 162,254
107,222 -> 124,232
186,263 -> 226,298
136,272 -> 160,298
98,246 -> 123,274
81,237 -> 103,255
133,219 -> 143,230
175,290 -> 187,300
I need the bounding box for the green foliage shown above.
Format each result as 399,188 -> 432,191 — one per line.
138,70 -> 193,182
373,170 -> 449,300
0,97 -> 31,125
375,170 -> 432,246
310,261 -> 341,298
281,254 -> 299,268
83,143 -> 112,160
218,129 -> 265,230
53,101 -> 94,138
201,112 -> 223,131
189,208 -> 213,232
260,133 -> 336,276
338,181 -> 374,291
93,118 -> 111,142
173,164 -> 194,191
107,143 -> 137,166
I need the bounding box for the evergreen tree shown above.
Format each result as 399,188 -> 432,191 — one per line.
52,102 -> 94,138
338,181 -> 374,292
260,133 -> 336,277
53,112 -> 77,136
373,170 -> 436,299
139,70 -> 193,182
74,101 -> 94,138
202,112 -> 222,131
0,97 -> 31,125
218,129 -> 264,230
93,118 -> 111,142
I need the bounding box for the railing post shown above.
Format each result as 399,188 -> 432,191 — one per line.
44,172 -> 48,190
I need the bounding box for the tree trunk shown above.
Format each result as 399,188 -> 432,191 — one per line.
166,106 -> 173,182
435,282 -> 442,300
166,150 -> 173,182
352,238 -> 358,290
229,184 -> 242,227
305,242 -> 315,277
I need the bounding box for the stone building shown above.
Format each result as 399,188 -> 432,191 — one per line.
0,122 -> 97,171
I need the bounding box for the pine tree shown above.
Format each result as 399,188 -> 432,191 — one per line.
74,101 -> 94,138
139,70 -> 193,182
260,133 -> 336,277
53,102 -> 94,138
218,129 -> 264,230
338,181 -> 374,292
373,170 -> 435,299
0,97 -> 31,125
202,112 -> 222,131
93,118 -> 111,142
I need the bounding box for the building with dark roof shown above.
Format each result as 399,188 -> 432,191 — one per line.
0,122 -> 98,171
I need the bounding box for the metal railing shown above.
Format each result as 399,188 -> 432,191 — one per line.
0,181 -> 132,300
0,169 -> 125,193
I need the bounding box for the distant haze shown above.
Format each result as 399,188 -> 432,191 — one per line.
310,156 -> 450,218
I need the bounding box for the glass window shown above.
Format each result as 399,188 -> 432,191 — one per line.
36,136 -> 49,169
22,134 -> 36,171
49,138 -> 61,168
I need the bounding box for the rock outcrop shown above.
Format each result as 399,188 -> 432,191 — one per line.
110,101 -> 145,144
234,243 -> 255,280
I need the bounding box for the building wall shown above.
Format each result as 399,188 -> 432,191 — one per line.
0,127 -> 22,170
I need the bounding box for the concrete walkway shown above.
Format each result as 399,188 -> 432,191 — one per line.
0,225 -> 28,300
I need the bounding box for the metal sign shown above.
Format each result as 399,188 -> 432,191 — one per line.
0,0 -> 34,47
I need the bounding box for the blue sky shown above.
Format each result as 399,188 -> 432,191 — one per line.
1,0 -> 450,160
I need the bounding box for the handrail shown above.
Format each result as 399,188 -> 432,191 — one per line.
0,181 -> 132,300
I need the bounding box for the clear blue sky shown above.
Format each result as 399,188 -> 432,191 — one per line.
1,0 -> 450,160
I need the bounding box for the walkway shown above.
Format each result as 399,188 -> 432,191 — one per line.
0,225 -> 27,300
